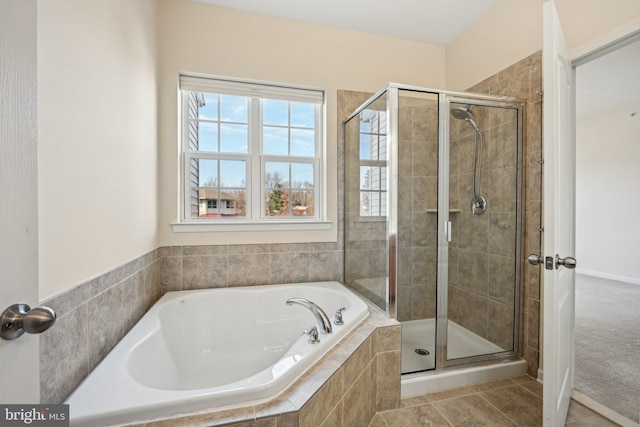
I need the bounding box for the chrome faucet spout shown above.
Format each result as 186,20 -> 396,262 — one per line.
286,298 -> 333,334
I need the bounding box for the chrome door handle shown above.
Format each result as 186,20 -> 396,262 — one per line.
0,304 -> 56,340
556,255 -> 577,269
527,254 -> 544,265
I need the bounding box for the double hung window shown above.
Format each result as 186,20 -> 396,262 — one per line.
179,76 -> 324,226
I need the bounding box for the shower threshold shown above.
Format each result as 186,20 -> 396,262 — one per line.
400,318 -> 526,397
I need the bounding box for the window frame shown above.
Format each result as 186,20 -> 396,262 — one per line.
174,75 -> 330,232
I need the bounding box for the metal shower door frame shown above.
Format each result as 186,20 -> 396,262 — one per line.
383,84 -> 525,370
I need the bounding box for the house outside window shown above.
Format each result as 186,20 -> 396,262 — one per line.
359,109 -> 387,218
179,76 -> 325,226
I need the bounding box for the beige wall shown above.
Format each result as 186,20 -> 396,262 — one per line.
156,0 -> 446,247
446,0 -> 640,91
38,0 -> 159,300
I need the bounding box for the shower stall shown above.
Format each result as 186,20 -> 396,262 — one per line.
343,84 -> 525,392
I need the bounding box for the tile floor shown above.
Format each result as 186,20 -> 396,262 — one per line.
369,376 -> 620,426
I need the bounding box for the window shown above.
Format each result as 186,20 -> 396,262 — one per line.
179,76 -> 325,227
359,109 -> 387,218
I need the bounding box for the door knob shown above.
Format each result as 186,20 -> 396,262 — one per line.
527,254 -> 544,265
0,303 -> 56,340
556,255 -> 577,269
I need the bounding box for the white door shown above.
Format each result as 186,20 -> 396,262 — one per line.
0,0 -> 40,403
542,1 -> 576,426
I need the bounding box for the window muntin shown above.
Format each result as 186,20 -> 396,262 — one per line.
180,76 -> 324,223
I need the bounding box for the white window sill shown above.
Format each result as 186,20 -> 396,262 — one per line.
171,220 -> 333,233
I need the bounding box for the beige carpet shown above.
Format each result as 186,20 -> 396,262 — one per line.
574,274 -> 640,423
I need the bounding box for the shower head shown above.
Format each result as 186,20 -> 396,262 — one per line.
451,105 -> 481,133
451,105 -> 473,120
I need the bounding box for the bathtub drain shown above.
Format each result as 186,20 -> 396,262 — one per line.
415,348 -> 430,356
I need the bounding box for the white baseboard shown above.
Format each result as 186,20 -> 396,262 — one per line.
537,368 -> 543,382
576,269 -> 640,286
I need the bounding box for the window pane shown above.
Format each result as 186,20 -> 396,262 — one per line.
370,192 -> 381,216
369,167 -> 382,191
265,162 -> 290,188
198,188 -> 246,218
194,159 -> 218,187
379,136 -> 387,160
360,166 -> 378,190
265,189 -> 290,216
195,121 -> 218,152
199,93 -> 218,120
360,133 -> 376,160
219,189 -> 246,217
291,163 -> 314,189
360,191 -> 371,216
291,129 -> 315,157
263,99 -> 288,126
220,95 -> 248,122
291,102 -> 315,128
290,191 -> 314,216
263,126 -> 289,155
359,118 -> 372,133
220,160 -> 246,188
220,123 -> 248,153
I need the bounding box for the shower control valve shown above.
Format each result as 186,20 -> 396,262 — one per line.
334,307 -> 346,325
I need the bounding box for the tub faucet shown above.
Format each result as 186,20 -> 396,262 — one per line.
286,298 -> 333,334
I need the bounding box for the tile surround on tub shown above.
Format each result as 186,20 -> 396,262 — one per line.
40,243 -> 346,406
40,249 -> 161,404
160,244 -> 344,292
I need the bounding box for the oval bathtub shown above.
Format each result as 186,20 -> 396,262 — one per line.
65,281 -> 369,426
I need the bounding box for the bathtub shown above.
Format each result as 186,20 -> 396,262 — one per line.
65,281 -> 369,426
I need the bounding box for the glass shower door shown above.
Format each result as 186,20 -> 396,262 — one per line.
446,98 -> 523,364
397,90 -> 440,374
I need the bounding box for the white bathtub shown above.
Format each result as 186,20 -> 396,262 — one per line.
65,281 -> 369,426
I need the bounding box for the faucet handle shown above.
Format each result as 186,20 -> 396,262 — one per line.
303,326 -> 320,344
334,307 -> 347,325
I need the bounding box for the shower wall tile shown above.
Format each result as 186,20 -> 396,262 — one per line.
489,255 -> 516,304
489,123 -> 518,170
488,299 -> 515,351
487,167 -> 517,213
457,288 -> 488,339
458,211 -> 489,253
488,212 -> 517,257
458,250 -> 489,296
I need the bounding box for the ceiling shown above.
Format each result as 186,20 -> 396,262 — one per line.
192,0 -> 638,118
192,0 -> 503,45
576,38 -> 640,119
